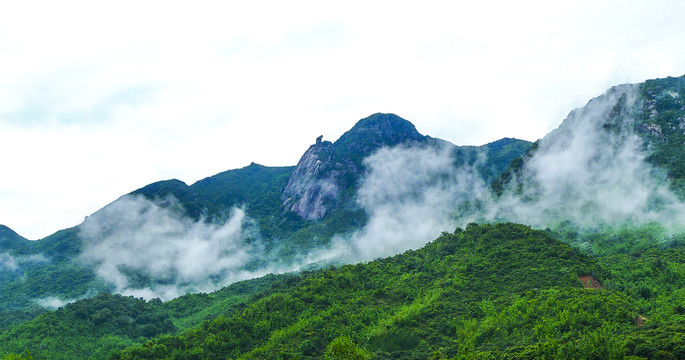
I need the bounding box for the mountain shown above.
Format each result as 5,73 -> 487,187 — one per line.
118,112 -> 531,261
131,113 -> 529,228
501,75 -> 685,196
0,112 -> 531,329
283,114 -> 530,222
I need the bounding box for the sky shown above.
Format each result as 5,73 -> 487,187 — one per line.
1,1 -> 685,240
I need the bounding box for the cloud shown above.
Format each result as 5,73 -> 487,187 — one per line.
481,84 -> 685,231
0,253 -> 18,271
78,195 -> 272,300
33,296 -> 77,310
329,144 -> 489,262
74,145 -> 494,299
0,252 -> 48,271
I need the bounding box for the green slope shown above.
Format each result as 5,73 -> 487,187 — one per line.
106,223 -> 621,360
0,227 -> 110,329
0,274 -> 289,360
0,225 -> 28,249
132,163 -> 294,224
110,223 -> 685,360
639,75 -> 685,196
0,293 -> 175,360
3,223 -> 684,359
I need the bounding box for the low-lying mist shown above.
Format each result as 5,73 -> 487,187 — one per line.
0,252 -> 47,272
79,195 -> 283,300
331,144 -> 489,262
483,84 -> 685,230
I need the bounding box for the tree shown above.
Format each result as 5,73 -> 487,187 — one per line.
324,336 -> 372,360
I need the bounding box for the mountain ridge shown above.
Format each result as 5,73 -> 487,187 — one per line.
0,111 -> 531,319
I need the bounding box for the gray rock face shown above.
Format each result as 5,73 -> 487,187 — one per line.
282,113 -> 428,220
282,141 -> 344,220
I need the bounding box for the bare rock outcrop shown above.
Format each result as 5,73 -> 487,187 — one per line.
281,113 -> 428,220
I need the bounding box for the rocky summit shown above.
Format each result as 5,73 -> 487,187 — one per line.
282,113 -> 431,220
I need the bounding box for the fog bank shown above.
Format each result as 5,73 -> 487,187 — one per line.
79,195 -> 271,300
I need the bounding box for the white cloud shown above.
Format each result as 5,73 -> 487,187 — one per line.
480,84 -> 685,231
0,252 -> 47,271
78,195 -> 269,300
33,296 -> 78,310
0,253 -> 18,271
328,144 -> 488,261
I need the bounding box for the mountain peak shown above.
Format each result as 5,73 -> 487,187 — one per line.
334,113 -> 426,153
282,113 -> 427,221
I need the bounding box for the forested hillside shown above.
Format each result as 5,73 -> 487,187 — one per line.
2,223 -> 684,359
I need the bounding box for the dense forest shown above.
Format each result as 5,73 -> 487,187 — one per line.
1,223 -> 685,359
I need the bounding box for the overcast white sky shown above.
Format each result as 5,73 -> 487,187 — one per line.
1,1 -> 684,239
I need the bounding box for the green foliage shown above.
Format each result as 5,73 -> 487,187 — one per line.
0,293 -> 175,360
2,222 -> 685,359
0,225 -> 28,248
132,179 -> 206,220
107,223 -> 612,359
479,138 -> 533,184
0,350 -> 32,360
623,321 -> 685,359
160,273 -> 291,331
638,75 -> 685,196
0,227 -> 109,329
325,335 -> 373,360
191,163 -> 293,227
491,141 -> 538,196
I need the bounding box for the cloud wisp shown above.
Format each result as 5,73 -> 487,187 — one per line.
0,252 -> 48,272
33,296 -> 79,310
0,252 -> 18,271
483,84 -> 685,230
338,144 -> 489,261
78,195 -> 272,300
